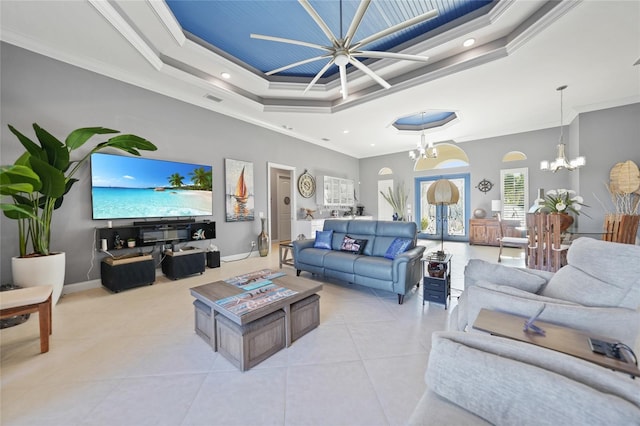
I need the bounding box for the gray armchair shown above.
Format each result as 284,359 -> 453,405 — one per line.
450,237 -> 640,348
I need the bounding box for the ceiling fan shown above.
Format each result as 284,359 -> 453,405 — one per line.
250,0 -> 438,99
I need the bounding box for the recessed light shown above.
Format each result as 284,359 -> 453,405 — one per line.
463,38 -> 475,47
370,143 -> 375,147
221,72 -> 231,79
343,130 -> 349,134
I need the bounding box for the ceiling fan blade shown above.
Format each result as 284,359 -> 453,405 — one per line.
353,50 -> 430,62
348,57 -> 391,89
298,0 -> 339,46
303,59 -> 336,94
250,33 -> 330,52
344,0 -> 371,46
339,63 -> 348,99
266,55 -> 332,76
352,9 -> 438,50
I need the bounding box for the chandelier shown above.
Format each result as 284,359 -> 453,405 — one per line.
540,85 -> 586,172
409,112 -> 438,160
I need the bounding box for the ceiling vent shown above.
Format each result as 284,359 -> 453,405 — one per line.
204,94 -> 222,103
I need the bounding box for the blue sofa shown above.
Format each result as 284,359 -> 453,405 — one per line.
292,220 -> 425,304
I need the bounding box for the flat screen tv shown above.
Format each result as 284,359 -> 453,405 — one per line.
90,153 -> 213,220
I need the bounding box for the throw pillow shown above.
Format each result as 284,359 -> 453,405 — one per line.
340,235 -> 368,255
313,230 -> 333,249
384,237 -> 412,259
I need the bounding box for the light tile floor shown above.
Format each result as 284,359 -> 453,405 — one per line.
0,241 -> 525,426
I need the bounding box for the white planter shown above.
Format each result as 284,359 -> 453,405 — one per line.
12,252 -> 65,305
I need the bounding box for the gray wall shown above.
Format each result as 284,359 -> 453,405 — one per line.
2,42 -> 639,287
360,103 -> 640,237
0,43 -> 358,285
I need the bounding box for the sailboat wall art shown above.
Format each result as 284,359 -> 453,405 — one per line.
225,158 -> 255,222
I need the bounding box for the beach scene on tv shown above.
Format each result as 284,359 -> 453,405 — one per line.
91,153 -> 213,219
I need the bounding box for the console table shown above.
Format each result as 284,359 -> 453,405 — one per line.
469,218 -> 521,246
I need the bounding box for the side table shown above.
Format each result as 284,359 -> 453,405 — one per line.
422,253 -> 452,309
279,242 -> 294,268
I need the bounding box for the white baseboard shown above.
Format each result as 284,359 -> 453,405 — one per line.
61,253 -> 249,294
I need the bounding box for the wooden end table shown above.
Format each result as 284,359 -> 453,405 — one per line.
279,242 -> 295,268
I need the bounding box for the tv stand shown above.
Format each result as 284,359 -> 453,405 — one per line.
96,220 -> 215,251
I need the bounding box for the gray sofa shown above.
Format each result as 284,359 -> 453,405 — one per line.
408,331 -> 640,425
451,237 -> 640,348
292,220 -> 425,304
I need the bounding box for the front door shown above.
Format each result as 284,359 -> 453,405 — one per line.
415,174 -> 470,242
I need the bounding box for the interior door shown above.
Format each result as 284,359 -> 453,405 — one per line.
277,175 -> 292,241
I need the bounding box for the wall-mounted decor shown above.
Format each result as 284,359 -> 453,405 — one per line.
475,178 -> 493,193
297,169 -> 316,198
225,159 -> 254,222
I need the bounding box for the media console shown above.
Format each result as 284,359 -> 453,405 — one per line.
96,220 -> 215,251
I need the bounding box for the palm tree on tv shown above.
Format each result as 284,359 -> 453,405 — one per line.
168,173 -> 185,188
189,167 -> 212,190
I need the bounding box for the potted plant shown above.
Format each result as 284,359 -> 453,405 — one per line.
127,238 -> 136,248
0,123 -> 157,303
535,188 -> 589,231
380,182 -> 408,221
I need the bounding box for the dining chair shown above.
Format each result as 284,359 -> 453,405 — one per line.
496,214 -> 529,266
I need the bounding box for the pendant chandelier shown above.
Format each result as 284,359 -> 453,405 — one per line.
540,85 -> 586,172
409,112 -> 438,160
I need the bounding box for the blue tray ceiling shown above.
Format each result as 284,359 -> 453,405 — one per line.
166,0 -> 493,78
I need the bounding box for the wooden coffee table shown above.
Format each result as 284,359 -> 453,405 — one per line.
473,309 -> 640,377
191,274 -> 322,348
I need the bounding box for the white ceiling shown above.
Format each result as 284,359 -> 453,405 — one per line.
1,0 -> 639,159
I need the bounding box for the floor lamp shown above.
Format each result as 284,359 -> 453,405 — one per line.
427,179 -> 460,259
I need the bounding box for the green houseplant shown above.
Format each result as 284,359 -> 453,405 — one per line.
1,123 -> 157,257
1,123 -> 156,304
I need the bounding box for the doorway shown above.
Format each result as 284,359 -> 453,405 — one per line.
415,174 -> 470,242
267,163 -> 296,247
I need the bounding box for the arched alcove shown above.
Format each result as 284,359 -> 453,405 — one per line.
414,143 -> 469,171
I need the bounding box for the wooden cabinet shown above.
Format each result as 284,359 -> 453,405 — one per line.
469,218 -> 522,246
316,176 -> 354,207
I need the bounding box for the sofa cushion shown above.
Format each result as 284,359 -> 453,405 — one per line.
384,237 -> 412,259
340,235 -> 367,255
426,332 -> 640,424
542,237 -> 640,309
464,259 -> 547,293
314,230 -> 333,249
354,256 -> 393,280
324,251 -> 358,273
296,247 -> 330,267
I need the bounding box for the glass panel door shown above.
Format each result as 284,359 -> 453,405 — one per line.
415,174 -> 470,242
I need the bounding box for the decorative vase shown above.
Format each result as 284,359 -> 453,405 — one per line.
257,218 -> 269,257
11,252 -> 65,305
553,212 -> 574,232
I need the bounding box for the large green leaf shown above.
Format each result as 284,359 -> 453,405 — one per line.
33,123 -> 70,171
7,125 -> 46,161
28,156 -> 66,198
66,127 -> 119,150
0,164 -> 42,195
97,134 -> 157,155
1,202 -> 36,219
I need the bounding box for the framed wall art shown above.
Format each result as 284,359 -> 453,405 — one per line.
225,158 -> 254,222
